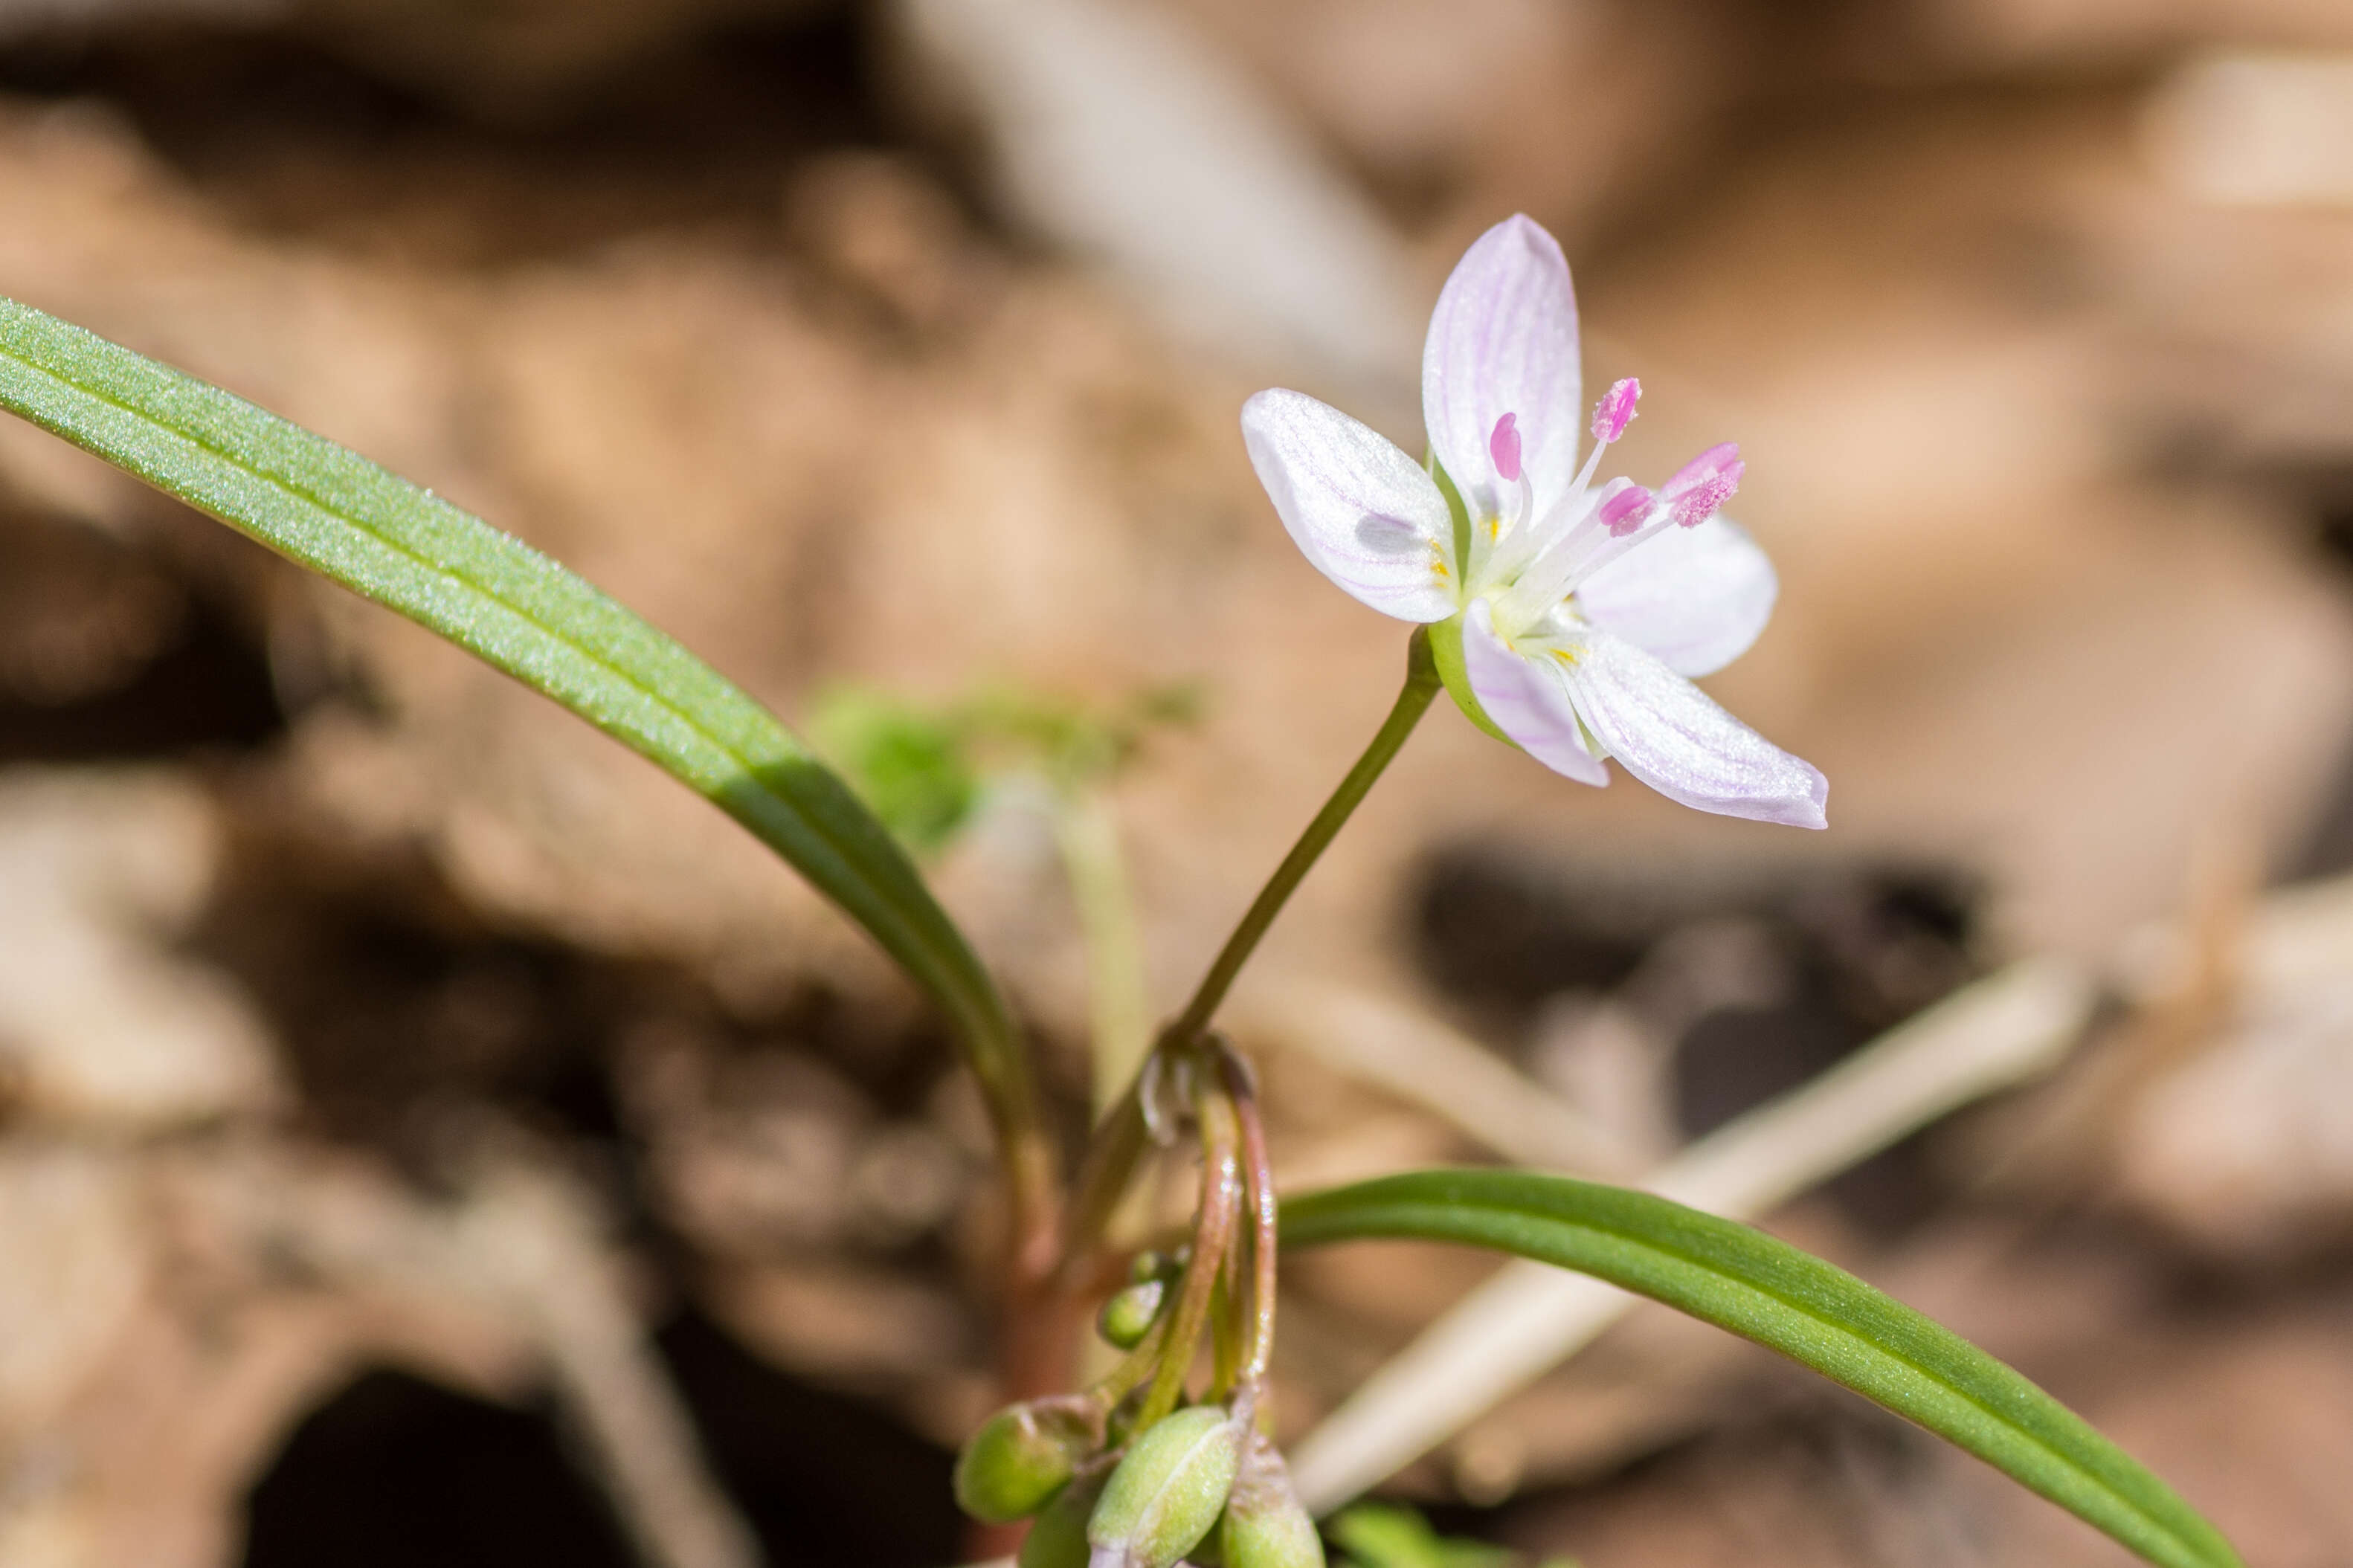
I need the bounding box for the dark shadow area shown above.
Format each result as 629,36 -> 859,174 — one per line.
0,505 -> 283,761
0,8 -> 889,265
239,1311 -> 966,1568
190,825 -> 634,1161
2297,466 -> 2353,590
1414,848 -> 1661,1001
240,1367 -> 637,1568
656,1306 -> 964,1568
2273,471 -> 2353,880
1413,848 -> 1977,1041
1412,848 -> 1980,1233
189,789 -> 973,1166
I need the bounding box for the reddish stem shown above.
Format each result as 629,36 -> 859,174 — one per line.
1137,1077 -> 1243,1430
1219,1044 -> 1281,1390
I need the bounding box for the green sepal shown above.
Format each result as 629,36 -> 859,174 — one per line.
1020,1465 -> 1110,1568
1425,613 -> 1516,749
953,1398 -> 1098,1524
1218,1432 -> 1324,1568
1089,1406 -> 1243,1568
1415,448 -> 1511,750
1426,448 -> 1472,584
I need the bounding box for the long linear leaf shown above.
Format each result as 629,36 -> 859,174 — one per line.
0,296 -> 1032,1126
1280,1169 -> 2239,1568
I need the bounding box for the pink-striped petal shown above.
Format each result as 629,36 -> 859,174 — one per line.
1556,628 -> 1826,827
1576,516 -> 1778,677
1242,389 -> 1456,623
1421,216 -> 1583,525
1461,598 -> 1609,785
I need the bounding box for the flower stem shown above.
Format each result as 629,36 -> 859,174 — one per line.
1137,1076 -> 1242,1430
1049,630 -> 1438,1367
1161,629 -> 1440,1051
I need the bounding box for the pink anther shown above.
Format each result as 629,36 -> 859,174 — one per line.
1664,442 -> 1743,526
1590,378 -> 1640,444
1488,412 -> 1523,483
1596,480 -> 1654,538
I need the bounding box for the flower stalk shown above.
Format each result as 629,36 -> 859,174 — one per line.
1161,628 -> 1441,1053
1050,627 -> 1441,1412
1052,629 -> 1439,1326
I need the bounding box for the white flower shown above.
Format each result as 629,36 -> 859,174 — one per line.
1240,215 -> 1826,828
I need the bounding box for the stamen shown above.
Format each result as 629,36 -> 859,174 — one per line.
1493,477 -> 1640,630
1597,480 -> 1653,538
1662,442 -> 1743,527
1489,413 -> 1522,483
1492,439 -> 1747,636
1590,378 -> 1640,444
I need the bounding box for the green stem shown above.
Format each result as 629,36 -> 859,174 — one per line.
1089,1306 -> 1176,1408
1208,1272 -> 1243,1400
1162,629 -> 1439,1050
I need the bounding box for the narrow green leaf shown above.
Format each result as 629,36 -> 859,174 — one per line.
1280,1169 -> 2239,1568
0,296 -> 1031,1126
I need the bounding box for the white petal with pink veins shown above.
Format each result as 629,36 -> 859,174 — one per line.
1420,216 -> 1583,521
1241,389 -> 1456,623
1557,629 -> 1826,827
1577,515 -> 1778,677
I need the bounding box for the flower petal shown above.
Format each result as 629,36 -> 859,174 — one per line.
1557,629 -> 1826,827
1242,388 -> 1456,622
1462,598 -> 1608,785
1576,515 -> 1778,677
1422,216 -> 1583,521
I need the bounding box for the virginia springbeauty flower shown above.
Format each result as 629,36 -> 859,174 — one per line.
1241,216 -> 1826,828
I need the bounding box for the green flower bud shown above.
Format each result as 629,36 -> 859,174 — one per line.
1088,1407 -> 1243,1568
1097,1278 -> 1168,1349
955,1398 -> 1097,1524
1020,1463 -> 1110,1568
1219,1433 -> 1324,1568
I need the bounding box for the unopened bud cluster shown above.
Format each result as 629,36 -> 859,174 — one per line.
975,1401 -> 1322,1568
958,1256 -> 1322,1568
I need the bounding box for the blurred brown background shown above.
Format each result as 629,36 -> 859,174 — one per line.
0,1 -> 2351,1565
